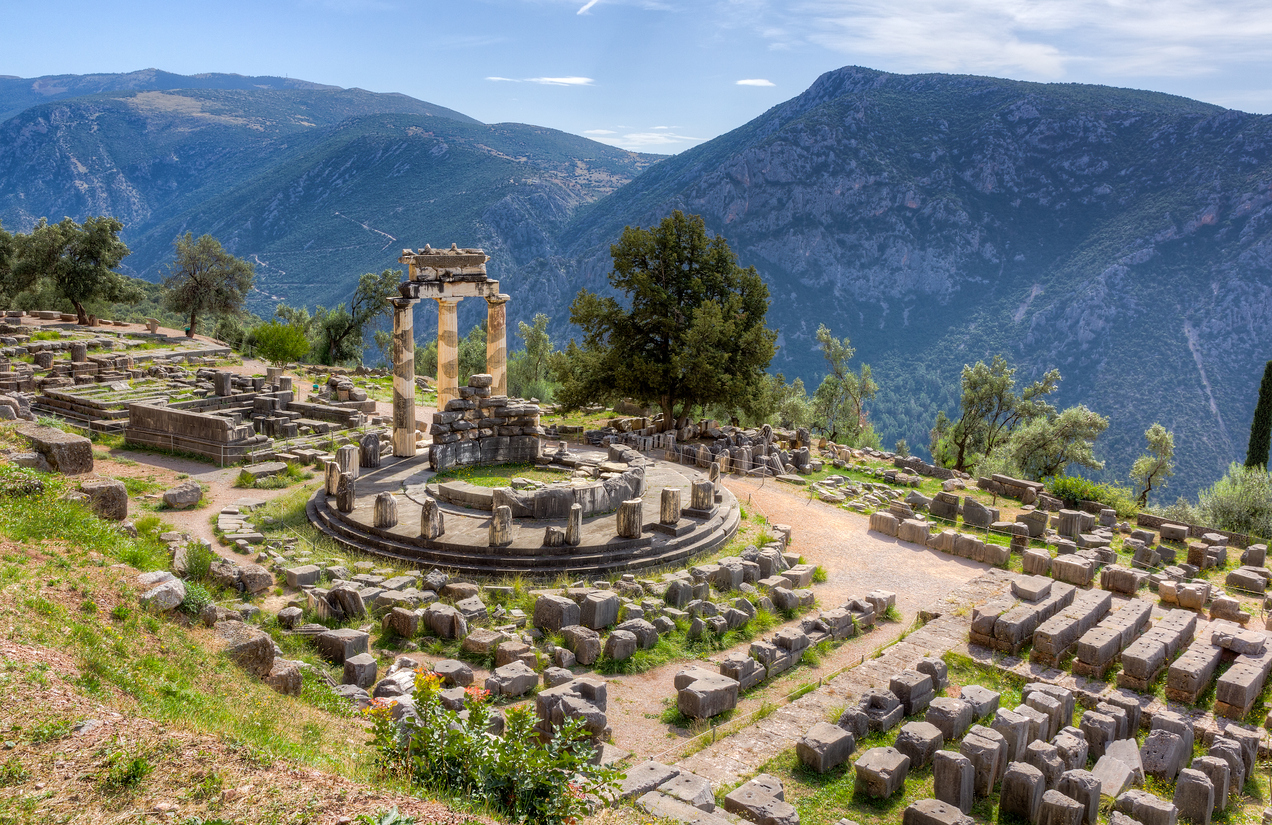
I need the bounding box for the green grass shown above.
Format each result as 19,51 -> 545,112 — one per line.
235,461 -> 311,490
430,462 -> 570,488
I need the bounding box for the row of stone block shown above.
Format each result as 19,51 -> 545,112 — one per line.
1030,589 -> 1114,667
1072,598 -> 1152,678
970,581 -> 1076,655
1117,608 -> 1197,691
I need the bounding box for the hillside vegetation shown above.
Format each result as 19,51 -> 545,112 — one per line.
1,66 -> 1270,497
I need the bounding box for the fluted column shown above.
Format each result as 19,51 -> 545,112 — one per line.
391,297 -> 417,457
436,297 -> 461,411
485,293 -> 510,397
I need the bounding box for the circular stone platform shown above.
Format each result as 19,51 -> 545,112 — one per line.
307,449 -> 740,578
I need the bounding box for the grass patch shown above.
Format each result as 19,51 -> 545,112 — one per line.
235,461 -> 310,490
430,462 -> 569,488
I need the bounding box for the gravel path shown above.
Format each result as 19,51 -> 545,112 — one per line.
597,474 -> 992,761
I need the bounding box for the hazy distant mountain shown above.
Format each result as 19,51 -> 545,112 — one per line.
541,66 -> 1272,498
3,66 -> 1270,498
0,74 -> 659,329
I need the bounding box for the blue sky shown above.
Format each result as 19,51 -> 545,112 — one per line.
7,0 -> 1272,152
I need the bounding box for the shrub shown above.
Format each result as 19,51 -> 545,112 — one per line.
1197,463 -> 1272,540
184,542 -> 216,582
1045,475 -> 1137,518
99,749 -> 153,791
180,582 -> 213,617
366,673 -> 619,825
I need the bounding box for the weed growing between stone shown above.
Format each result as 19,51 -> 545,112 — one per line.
366,672 -> 620,825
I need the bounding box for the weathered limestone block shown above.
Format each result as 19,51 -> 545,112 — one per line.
896,721 -> 945,769
870,511 -> 900,537
373,492 -> 399,528
566,502 -> 582,546
16,422 -> 93,475
420,496 -> 444,539
325,461 -> 341,495
489,504 -> 513,547
1058,769 -> 1100,825
690,479 -> 713,511
484,661 -> 538,698
677,672 -> 739,719
335,472 -> 356,513
660,487 -> 682,524
855,746 -> 910,798
616,498 -> 643,539
999,762 -> 1045,824
359,433 -> 382,468
315,628 -> 369,666
961,725 -> 1008,797
1173,769 -> 1214,825
561,625 -> 602,666
162,480 -> 203,510
343,652 -> 378,689
797,721 -> 856,773
934,750 -> 975,814
81,478 -> 128,521
216,620 -> 275,678
336,443 -> 360,479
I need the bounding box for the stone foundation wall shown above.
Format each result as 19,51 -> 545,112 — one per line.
1135,512 -> 1252,549
429,375 -> 542,471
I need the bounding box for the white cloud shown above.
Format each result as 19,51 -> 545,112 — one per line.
766,0 -> 1272,82
485,76 -> 595,86
736,78 -> 776,86
578,0 -> 600,13
527,76 -> 595,85
589,130 -> 701,148
584,128 -> 617,134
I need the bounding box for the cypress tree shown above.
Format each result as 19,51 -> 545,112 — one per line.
1246,360 -> 1272,469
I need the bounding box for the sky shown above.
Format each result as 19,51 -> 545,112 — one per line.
6,0 -> 1272,153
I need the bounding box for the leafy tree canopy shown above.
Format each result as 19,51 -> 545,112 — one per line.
162,232 -> 255,338
1009,404 -> 1109,480
252,320 -> 310,369
554,210 -> 777,430
810,324 -> 878,446
933,355 -> 1060,472
13,216 -> 135,325
1130,422 -> 1175,507
295,269 -> 400,366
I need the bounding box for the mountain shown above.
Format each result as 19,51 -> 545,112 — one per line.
535,67 -> 1272,499
2,66 -> 1270,499
0,75 -> 659,331
0,69 -> 476,122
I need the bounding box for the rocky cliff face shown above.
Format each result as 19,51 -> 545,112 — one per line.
2,67 -> 1269,497
546,67 -> 1272,497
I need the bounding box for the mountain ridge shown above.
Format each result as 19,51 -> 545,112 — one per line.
0,66 -> 1269,500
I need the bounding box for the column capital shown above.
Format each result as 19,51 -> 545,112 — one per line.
485,293 -> 511,306
435,296 -> 463,307
389,296 -> 416,310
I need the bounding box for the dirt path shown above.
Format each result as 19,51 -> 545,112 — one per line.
598,475 -> 992,761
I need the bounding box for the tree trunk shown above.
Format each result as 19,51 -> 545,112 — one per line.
73,300 -> 87,326
660,397 -> 674,433
187,309 -> 197,338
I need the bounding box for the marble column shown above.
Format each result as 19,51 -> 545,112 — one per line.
485,293 -> 510,397
391,297 -> 417,457
436,297 -> 461,411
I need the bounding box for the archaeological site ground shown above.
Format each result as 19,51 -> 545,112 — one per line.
0,237 -> 1271,825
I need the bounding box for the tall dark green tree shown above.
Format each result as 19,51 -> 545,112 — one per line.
555,210 -> 777,430
1246,360 -> 1272,469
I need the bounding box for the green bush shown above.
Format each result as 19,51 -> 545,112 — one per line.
1045,475 -> 1137,518
366,674 -> 619,825
184,542 -> 216,581
1197,463 -> 1272,540
180,582 -> 213,617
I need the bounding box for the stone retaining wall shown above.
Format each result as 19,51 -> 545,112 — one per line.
1136,512 -> 1254,549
